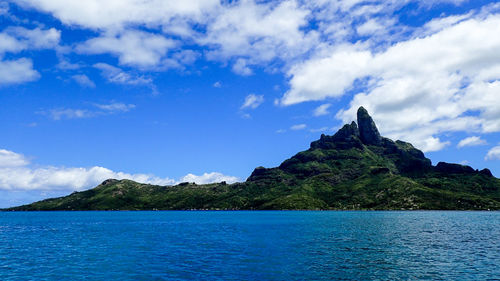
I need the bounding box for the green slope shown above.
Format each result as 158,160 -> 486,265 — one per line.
6,107 -> 500,211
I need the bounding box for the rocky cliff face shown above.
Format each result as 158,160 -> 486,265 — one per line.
357,106 -> 382,146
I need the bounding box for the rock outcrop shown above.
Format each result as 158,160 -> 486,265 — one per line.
357,106 -> 382,146
436,162 -> 475,174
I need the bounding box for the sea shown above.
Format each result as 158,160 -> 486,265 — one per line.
0,211 -> 498,280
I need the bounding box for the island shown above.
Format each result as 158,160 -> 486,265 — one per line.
6,107 -> 500,211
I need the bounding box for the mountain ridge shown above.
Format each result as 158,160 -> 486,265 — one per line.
5,107 -> 500,211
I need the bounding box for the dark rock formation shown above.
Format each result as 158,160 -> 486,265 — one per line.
357,106 -> 382,146
333,121 -> 360,140
310,122 -> 363,150
436,162 -> 475,174
479,169 -> 493,177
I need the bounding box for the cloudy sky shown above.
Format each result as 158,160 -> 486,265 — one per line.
1,0 -> 499,207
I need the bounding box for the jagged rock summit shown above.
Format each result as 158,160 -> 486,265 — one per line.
357,106 -> 382,146
311,107 -> 385,149
5,106 -> 500,211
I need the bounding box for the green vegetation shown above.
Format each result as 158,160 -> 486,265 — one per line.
5,107 -> 500,211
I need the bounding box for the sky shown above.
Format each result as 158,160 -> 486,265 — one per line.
1,0 -> 500,207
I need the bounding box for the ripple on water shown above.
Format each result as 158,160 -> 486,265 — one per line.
0,211 -> 498,280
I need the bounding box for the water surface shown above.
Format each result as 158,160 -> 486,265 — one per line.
0,211 -> 498,280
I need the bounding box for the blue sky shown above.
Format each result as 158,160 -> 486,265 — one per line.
1,0 -> 500,207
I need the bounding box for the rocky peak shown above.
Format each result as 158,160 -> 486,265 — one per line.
333,121 -> 360,140
310,121 -> 363,150
357,106 -> 382,146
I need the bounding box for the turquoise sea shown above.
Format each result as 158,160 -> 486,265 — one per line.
0,211 -> 499,280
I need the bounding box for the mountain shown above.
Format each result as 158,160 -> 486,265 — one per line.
5,107 -> 500,211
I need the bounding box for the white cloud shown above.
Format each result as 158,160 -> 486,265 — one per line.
12,0 -> 219,30
0,27 -> 60,53
0,165 -> 175,191
203,0 -> 317,65
356,18 -> 395,36
78,30 -> 177,67
179,172 -> 239,184
0,27 -> 60,85
8,0 -> 473,75
0,58 -> 39,84
281,47 -> 372,105
241,94 -> 264,109
282,14 -> 500,152
213,81 -> 221,88
72,74 -> 95,88
4,0 -> 498,153
485,146 -> 500,161
0,148 -> 239,191
290,124 -> 306,130
93,63 -> 152,85
13,0 -> 317,68
313,103 -> 331,116
232,58 -> 253,76
0,149 -> 30,167
457,136 -> 487,148
4,26 -> 60,49
420,13 -> 472,35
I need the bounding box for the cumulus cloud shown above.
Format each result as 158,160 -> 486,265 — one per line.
0,148 -> 239,191
283,14 -> 500,151
12,0 -> 219,30
0,58 -> 39,84
4,26 -> 60,49
77,30 -> 177,67
241,94 -> 264,109
13,0 -> 316,68
313,103 -> 332,117
0,149 -> 30,167
0,27 -> 60,52
0,27 -> 60,85
203,0 -> 317,65
4,0 -> 498,153
485,145 -> 500,161
457,136 -> 487,148
7,0 -> 473,75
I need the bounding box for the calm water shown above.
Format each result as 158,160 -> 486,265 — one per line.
0,211 -> 499,280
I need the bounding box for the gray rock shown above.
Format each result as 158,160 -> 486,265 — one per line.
357,106 -> 382,145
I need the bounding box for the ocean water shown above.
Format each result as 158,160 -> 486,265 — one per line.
0,211 -> 499,280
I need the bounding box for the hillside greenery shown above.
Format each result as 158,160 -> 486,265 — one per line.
6,107 -> 500,211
